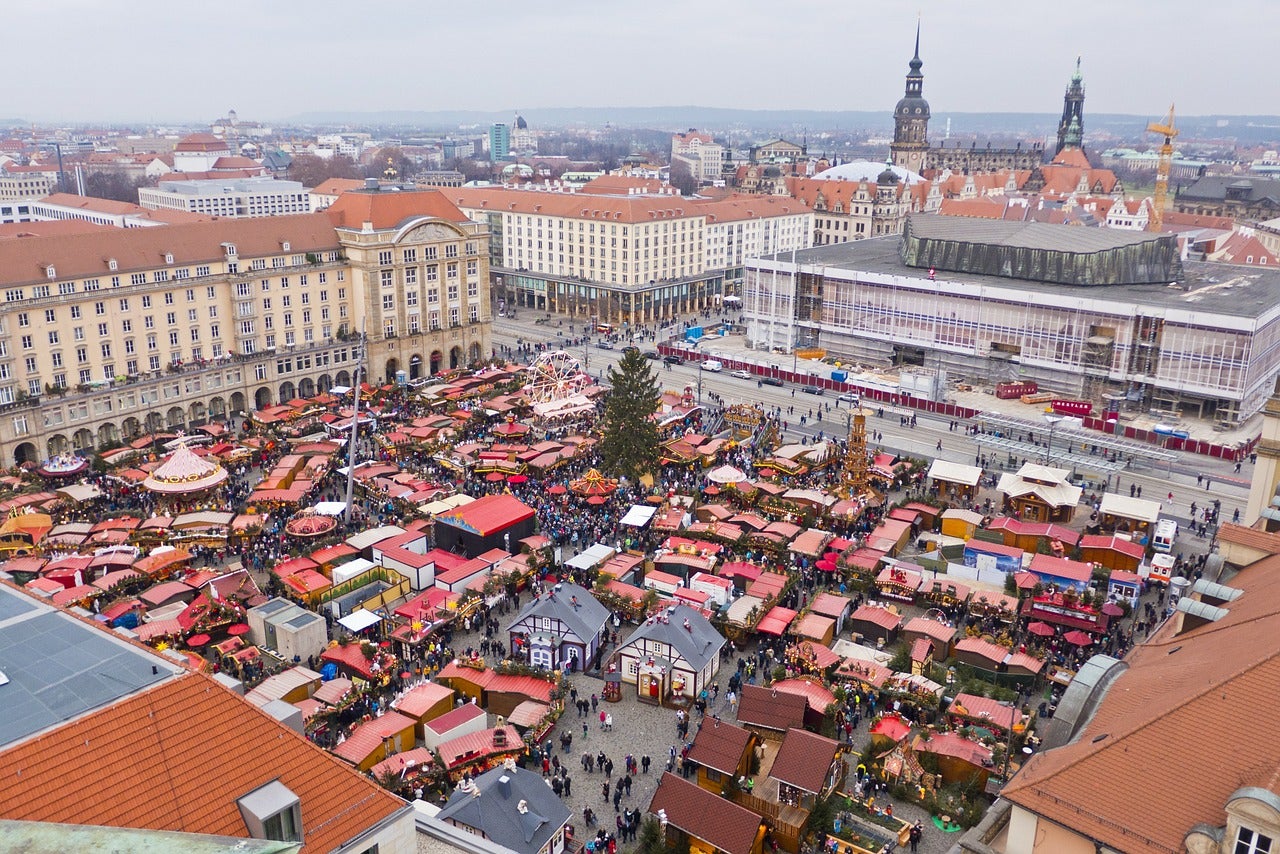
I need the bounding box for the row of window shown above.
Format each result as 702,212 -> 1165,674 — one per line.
377,242 -> 479,266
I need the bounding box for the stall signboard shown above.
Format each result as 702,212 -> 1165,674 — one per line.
1051,399 -> 1094,417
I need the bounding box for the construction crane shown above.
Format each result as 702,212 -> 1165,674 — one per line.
1146,104 -> 1178,232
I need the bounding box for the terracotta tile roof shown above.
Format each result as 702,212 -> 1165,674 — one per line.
0,213 -> 339,289
1002,554 -> 1280,853
1216,522 -> 1280,555
648,772 -> 763,854
686,720 -> 754,775
325,188 -> 469,230
0,674 -> 406,851
768,728 -> 840,794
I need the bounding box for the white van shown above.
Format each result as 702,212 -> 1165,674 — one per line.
703,360 -> 723,372
1145,552 -> 1176,585
1152,519 -> 1178,554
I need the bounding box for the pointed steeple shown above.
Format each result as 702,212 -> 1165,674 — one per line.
909,18 -> 923,77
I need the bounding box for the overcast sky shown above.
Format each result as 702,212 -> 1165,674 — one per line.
12,0 -> 1278,123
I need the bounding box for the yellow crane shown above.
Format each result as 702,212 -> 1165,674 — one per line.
1146,104 -> 1178,232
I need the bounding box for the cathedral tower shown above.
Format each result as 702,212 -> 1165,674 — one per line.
890,22 -> 930,175
1056,58 -> 1086,154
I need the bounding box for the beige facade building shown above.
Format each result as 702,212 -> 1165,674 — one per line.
0,187 -> 489,467
447,186 -> 811,325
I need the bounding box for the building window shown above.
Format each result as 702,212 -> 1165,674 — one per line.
1237,829 -> 1274,854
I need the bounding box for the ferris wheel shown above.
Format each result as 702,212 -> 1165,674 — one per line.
526,350 -> 588,405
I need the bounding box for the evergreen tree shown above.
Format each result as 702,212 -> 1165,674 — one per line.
636,817 -> 666,854
598,348 -> 660,481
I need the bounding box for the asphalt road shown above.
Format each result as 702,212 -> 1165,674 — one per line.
490,315 -> 1247,545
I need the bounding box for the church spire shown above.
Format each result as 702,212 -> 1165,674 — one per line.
909,18 -> 923,76
1056,57 -> 1086,155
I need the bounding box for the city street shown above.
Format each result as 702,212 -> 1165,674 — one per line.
488,313 -> 1250,548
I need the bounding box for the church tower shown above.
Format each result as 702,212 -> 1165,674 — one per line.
1056,58 -> 1086,154
890,22 -> 930,175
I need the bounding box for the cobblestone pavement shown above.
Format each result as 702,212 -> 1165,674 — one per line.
447,618 -> 736,852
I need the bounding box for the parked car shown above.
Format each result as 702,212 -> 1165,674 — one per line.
731,369 -> 752,379
622,345 -> 640,355
663,354 -> 684,365
762,376 -> 784,387
644,350 -> 661,360
596,341 -> 614,350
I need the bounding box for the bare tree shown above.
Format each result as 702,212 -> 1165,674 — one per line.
288,153 -> 359,188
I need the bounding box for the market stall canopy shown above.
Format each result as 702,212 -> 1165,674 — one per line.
55,483 -> 103,503
337,610 -> 382,633
565,543 -> 616,571
1027,621 -> 1056,637
620,505 -> 656,527
312,501 -> 347,516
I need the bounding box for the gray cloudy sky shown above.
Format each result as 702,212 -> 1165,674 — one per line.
13,0 -> 1278,122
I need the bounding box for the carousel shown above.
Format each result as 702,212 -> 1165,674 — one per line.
569,468 -> 619,505
284,511 -> 339,539
141,442 -> 229,508
37,452 -> 91,480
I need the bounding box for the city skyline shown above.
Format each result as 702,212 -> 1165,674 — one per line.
13,0 -> 1280,123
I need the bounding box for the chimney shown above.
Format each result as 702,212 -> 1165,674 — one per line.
497,774 -> 512,799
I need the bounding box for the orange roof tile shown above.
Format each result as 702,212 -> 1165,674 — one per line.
0,213 -> 338,289
687,720 -> 754,775
1001,554 -> 1280,853
326,189 -> 469,230
0,673 -> 406,851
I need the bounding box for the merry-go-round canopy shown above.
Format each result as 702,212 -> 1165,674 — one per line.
142,442 -> 229,495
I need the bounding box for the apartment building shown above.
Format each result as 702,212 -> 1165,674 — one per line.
139,177 -> 311,218
0,187 -> 489,467
447,186 -> 811,325
0,168 -> 55,200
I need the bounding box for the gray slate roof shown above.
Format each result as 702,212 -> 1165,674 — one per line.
506,582 -> 610,645
0,584 -> 182,749
436,764 -> 570,853
1179,175 -> 1280,204
618,604 -> 725,672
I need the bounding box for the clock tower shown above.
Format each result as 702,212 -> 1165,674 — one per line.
890,22 -> 930,175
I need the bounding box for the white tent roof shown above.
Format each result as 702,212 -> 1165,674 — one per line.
56,483 -> 103,503
621,504 -> 657,527
706,464 -> 748,484
1099,493 -> 1161,524
337,610 -> 382,632
312,501 -> 347,516
928,459 -> 983,487
564,543 -> 617,570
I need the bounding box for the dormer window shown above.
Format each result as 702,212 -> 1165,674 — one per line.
238,780 -> 302,843
164,253 -> 174,265
1236,828 -> 1274,854
45,265 -> 55,279
108,258 -> 118,271
281,241 -> 290,252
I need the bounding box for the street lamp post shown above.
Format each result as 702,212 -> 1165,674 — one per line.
1043,414 -> 1063,466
